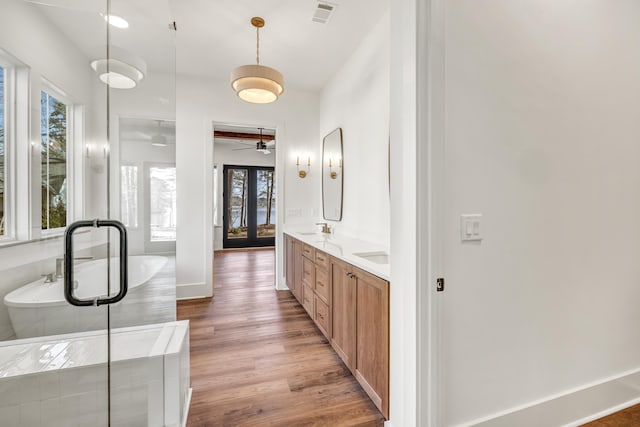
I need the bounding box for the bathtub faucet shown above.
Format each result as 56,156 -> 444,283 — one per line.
41,273 -> 56,283
55,256 -> 94,279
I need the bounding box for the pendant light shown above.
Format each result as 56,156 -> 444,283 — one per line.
230,17 -> 285,104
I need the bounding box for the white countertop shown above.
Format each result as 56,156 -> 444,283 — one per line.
283,226 -> 390,281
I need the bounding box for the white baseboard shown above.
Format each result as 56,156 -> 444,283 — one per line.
463,367 -> 640,427
275,276 -> 289,291
384,421 -> 394,427
176,282 -> 210,299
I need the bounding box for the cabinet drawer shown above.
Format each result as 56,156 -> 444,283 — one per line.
302,284 -> 314,315
314,296 -> 330,337
302,257 -> 315,287
302,244 -> 315,260
314,249 -> 329,270
315,267 -> 329,303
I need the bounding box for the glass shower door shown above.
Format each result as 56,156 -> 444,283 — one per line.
0,0 -> 180,425
0,0 -> 113,425
106,0 -> 184,425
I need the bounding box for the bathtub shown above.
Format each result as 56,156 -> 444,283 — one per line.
0,320 -> 191,427
4,256 -> 168,339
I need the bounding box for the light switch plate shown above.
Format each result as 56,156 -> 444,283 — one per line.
460,214 -> 483,242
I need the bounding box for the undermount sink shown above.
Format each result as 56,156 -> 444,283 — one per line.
353,251 -> 389,265
297,232 -> 318,235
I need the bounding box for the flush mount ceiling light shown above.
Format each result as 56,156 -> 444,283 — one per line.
90,45 -> 147,89
103,14 -> 129,29
230,17 -> 284,104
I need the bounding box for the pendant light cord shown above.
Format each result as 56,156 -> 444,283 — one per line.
256,26 -> 260,65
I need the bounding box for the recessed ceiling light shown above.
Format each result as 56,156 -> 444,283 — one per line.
104,14 -> 129,29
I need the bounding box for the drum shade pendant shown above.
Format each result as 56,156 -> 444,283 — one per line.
230,17 -> 284,104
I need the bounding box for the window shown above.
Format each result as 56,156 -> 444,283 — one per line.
121,165 -> 138,228
0,65 -> 5,236
40,90 -> 67,230
149,166 -> 176,241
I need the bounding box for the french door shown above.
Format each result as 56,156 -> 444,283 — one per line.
223,165 -> 276,248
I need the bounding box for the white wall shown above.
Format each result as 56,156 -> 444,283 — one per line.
442,1 -> 640,424
176,74 -> 319,298
319,11 -> 391,247
0,0 -> 105,340
212,142 -> 275,250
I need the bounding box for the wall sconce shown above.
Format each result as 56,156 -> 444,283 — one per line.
86,144 -> 108,159
328,158 -> 342,179
297,156 -> 310,178
86,143 -> 108,174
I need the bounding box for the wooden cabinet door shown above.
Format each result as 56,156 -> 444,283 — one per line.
302,283 -> 314,316
285,235 -> 295,294
314,266 -> 329,304
354,267 -> 389,419
314,295 -> 330,339
301,257 -> 315,289
293,239 -> 304,303
330,257 -> 356,370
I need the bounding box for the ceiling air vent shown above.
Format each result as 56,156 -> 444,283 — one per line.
312,2 -> 337,24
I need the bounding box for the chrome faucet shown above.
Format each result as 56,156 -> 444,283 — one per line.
55,256 -> 94,278
41,273 -> 56,283
316,222 -> 331,234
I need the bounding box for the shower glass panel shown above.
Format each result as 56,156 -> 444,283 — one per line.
0,0 -> 112,425
108,0 -> 182,425
0,0 -> 181,425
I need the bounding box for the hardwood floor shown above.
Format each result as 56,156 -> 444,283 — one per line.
177,249 -> 385,427
584,404 -> 640,426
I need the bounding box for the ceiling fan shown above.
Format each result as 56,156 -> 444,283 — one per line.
151,120 -> 168,147
231,128 -> 275,154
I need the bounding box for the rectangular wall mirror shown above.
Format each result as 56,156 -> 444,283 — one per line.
322,128 -> 343,221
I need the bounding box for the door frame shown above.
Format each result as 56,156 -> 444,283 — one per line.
222,164 -> 275,248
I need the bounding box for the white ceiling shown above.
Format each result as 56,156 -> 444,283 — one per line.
120,117 -> 176,144
30,0 -> 389,92
171,0 -> 389,91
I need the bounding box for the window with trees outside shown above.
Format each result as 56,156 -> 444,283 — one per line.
41,90 -> 68,230
149,166 -> 176,241
121,165 -> 138,228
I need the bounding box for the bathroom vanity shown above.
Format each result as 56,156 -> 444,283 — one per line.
284,229 -> 390,419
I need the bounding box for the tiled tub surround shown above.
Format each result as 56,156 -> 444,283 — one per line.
4,256 -> 177,339
283,227 -> 390,280
0,321 -> 191,427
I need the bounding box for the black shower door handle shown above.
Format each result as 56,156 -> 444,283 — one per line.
64,219 -> 128,307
